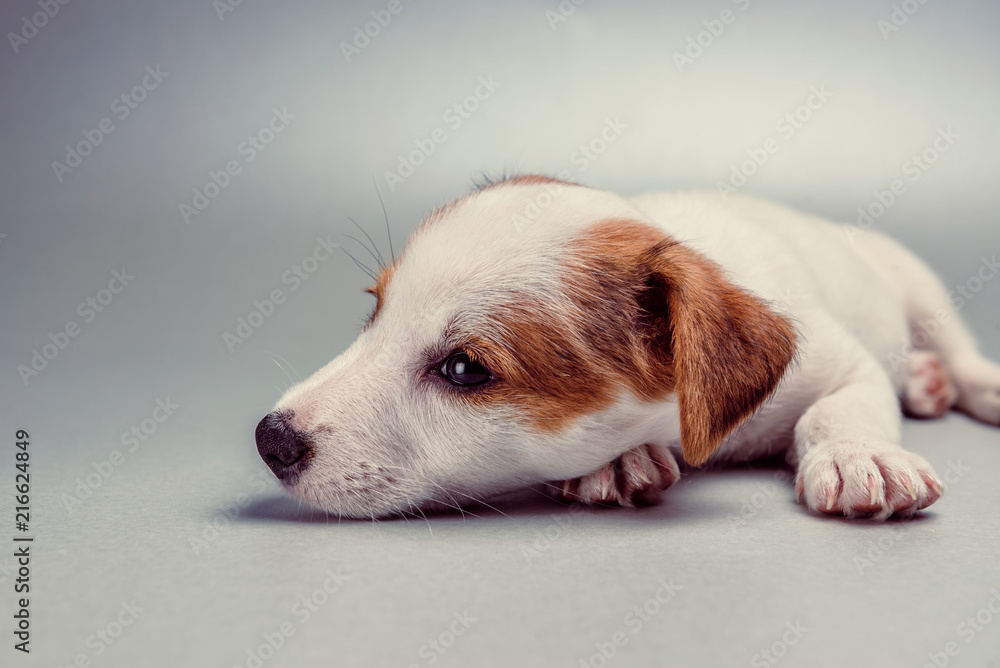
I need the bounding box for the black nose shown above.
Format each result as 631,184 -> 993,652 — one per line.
255,411 -> 312,481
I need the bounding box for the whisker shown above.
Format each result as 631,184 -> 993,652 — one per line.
347,216 -> 385,268
400,495 -> 431,536
247,353 -> 299,398
267,358 -> 295,388
534,481 -> 575,504
445,488 -> 514,520
414,504 -> 433,537
344,233 -> 384,272
375,463 -> 496,520
372,177 -> 395,262
537,481 -> 568,497
340,246 -> 378,281
397,506 -> 413,526
334,488 -> 344,527
427,484 -> 482,520
262,350 -> 303,384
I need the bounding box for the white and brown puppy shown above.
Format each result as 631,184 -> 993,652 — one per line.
255,175 -> 1000,521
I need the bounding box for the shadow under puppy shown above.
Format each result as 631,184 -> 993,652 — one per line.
255,175 -> 1000,521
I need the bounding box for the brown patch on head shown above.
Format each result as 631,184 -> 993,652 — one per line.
450,218 -> 796,466
453,298 -> 627,431
365,263 -> 396,325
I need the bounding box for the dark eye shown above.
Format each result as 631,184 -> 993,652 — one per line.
441,352 -> 491,386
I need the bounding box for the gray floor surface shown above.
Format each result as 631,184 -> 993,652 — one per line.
8,410 -> 1000,667
2,2 -> 1000,666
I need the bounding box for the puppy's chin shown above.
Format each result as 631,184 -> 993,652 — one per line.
282,477 -> 415,520
282,465 -> 531,520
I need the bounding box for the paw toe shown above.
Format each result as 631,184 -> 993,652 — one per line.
797,443 -> 943,520
576,465 -> 622,505
549,443 -> 678,508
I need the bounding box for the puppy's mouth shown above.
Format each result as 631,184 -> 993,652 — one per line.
255,411 -> 314,485
254,410 -> 428,519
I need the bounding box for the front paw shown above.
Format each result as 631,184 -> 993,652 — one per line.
795,441 -> 943,520
549,443 -> 680,507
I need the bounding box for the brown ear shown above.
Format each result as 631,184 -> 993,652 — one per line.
561,218 -> 797,462
642,240 -> 797,466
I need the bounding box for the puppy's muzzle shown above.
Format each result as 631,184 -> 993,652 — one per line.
255,411 -> 313,482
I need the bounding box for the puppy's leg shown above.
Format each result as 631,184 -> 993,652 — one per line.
793,353 -> 944,520
550,443 -> 680,507
951,357 -> 1000,425
854,231 -> 1000,425
896,256 -> 1000,424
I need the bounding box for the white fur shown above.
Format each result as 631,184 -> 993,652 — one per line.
266,182 -> 1000,520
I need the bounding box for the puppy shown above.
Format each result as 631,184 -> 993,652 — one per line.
255,175 -> 1000,520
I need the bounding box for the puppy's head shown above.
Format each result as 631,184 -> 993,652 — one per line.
255,177 -> 796,518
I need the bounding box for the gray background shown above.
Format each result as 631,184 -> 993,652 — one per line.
2,1 -> 999,666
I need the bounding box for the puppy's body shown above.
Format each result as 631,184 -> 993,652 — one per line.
255,178 -> 1000,520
